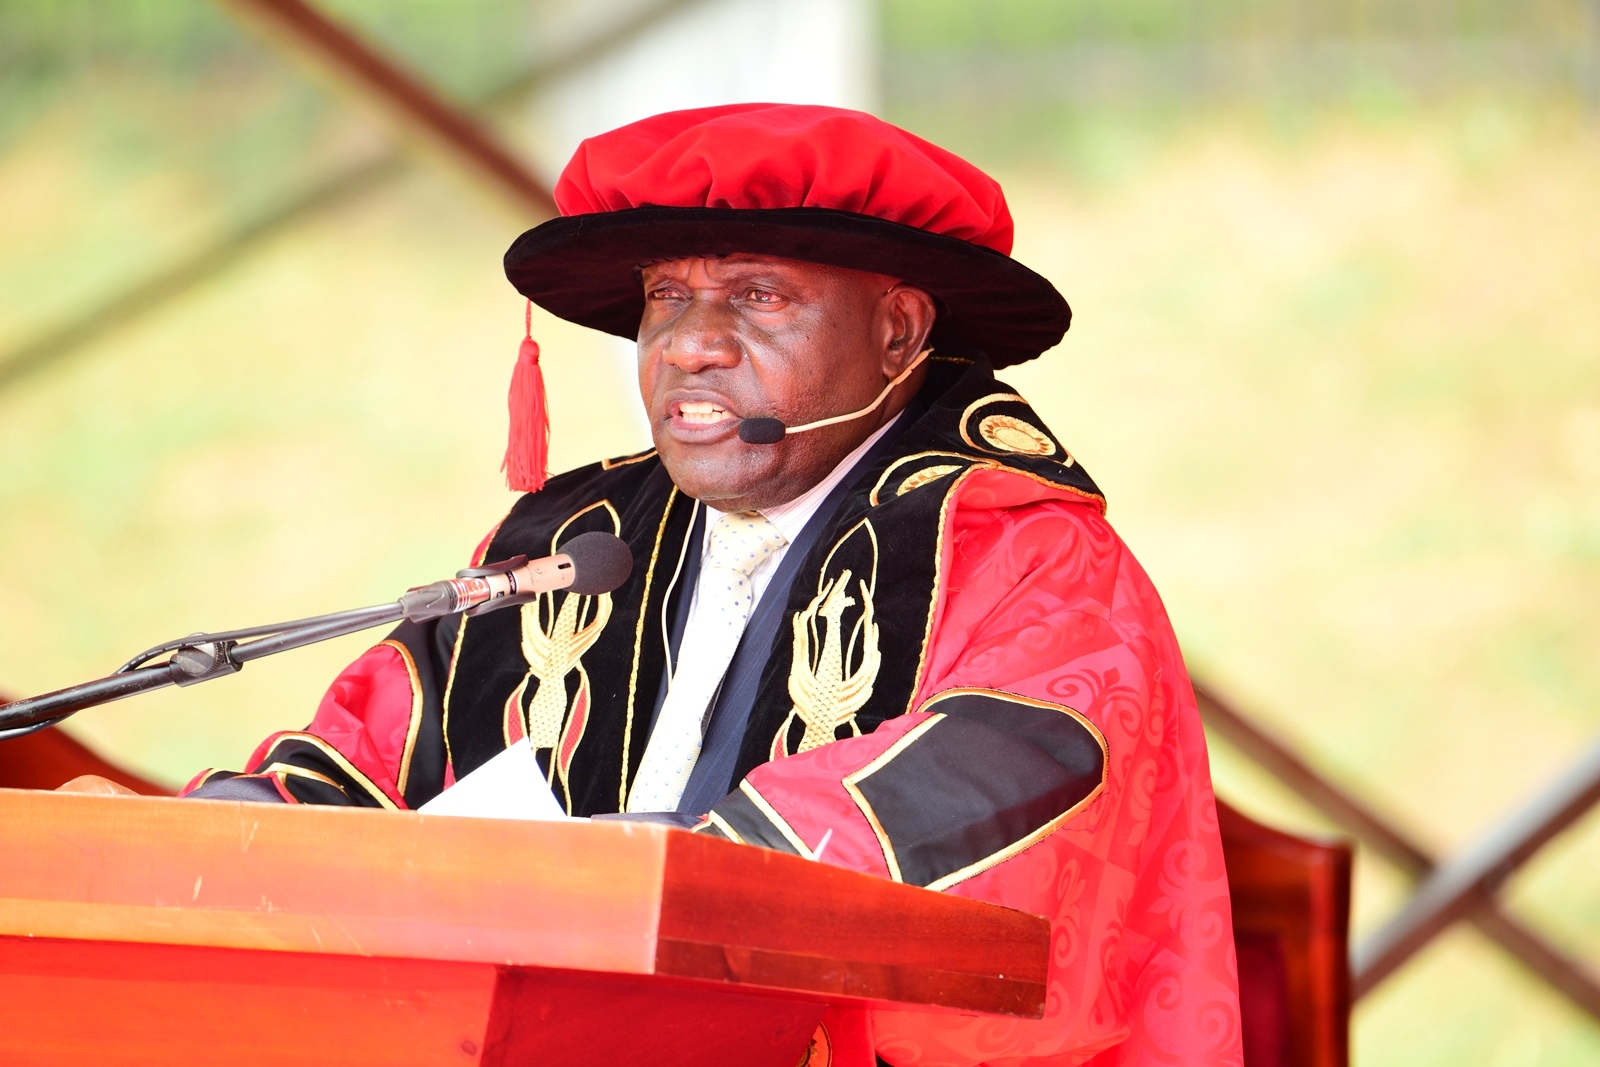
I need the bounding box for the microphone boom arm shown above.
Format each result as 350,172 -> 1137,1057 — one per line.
0,600 -> 409,741
0,535 -> 631,741
738,347 -> 932,444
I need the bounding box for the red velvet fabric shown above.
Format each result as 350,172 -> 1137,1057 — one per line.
234,643 -> 417,808
552,104 -> 1015,254
286,642 -> 417,807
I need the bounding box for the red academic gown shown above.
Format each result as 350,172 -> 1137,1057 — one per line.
767,469 -> 1240,1066
187,463 -> 1239,1066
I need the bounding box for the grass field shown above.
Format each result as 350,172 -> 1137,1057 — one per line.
2,89 -> 1598,1063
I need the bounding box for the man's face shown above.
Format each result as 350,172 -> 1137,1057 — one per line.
637,254 -> 934,511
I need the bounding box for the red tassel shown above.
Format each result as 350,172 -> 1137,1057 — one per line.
502,301 -> 550,493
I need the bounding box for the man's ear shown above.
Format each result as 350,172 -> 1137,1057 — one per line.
880,284 -> 937,378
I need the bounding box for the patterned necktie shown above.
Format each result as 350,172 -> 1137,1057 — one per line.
626,510 -> 788,812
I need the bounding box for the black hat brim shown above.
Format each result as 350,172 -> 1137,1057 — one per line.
502,206 -> 1069,368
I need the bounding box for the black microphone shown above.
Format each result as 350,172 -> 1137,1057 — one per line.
398,532 -> 633,621
736,348 -> 931,445
737,418 -> 787,444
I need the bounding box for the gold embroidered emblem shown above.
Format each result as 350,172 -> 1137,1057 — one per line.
522,594 -> 610,744
786,571 -> 879,752
870,451 -> 989,506
520,591 -> 612,797
978,413 -> 1057,456
896,463 -> 962,496
776,521 -> 883,757
511,499 -> 622,808
958,393 -> 1076,468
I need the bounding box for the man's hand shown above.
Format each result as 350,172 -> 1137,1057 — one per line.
56,774 -> 138,797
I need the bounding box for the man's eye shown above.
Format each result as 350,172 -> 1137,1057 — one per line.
746,289 -> 781,304
647,287 -> 681,300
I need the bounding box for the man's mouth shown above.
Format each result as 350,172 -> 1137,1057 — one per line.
677,400 -> 732,426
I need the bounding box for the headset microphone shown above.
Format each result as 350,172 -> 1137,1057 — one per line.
736,348 -> 931,445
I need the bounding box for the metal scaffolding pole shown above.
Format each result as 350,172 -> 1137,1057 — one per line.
0,0 -> 706,394
1196,683 -> 1600,1019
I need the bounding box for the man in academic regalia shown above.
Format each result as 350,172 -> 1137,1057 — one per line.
181,104 -> 1243,1066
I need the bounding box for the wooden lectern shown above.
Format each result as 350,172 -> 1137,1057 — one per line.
0,789 -> 1048,1066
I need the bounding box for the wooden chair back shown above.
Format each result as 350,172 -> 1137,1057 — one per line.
1218,798 -> 1352,1067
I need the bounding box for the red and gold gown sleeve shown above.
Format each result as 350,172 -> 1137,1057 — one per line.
179,621 -> 453,808
178,526 -> 504,807
694,468 -> 1242,1067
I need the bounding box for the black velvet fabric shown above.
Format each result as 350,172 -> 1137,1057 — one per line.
185,774 -> 286,804
703,786 -> 805,856
503,206 -> 1071,367
848,702 -> 1105,888
932,692 -> 1106,789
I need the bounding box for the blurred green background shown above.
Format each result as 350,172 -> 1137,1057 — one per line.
2,1 -> 1598,1063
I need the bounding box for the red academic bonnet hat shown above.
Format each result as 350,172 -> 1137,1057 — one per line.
502,104 -> 1071,368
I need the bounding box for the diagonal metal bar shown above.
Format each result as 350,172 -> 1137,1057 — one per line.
1196,682 -> 1431,876
1195,682 -> 1600,1019
1353,737 -> 1600,997
217,0 -> 556,219
0,0 -> 706,395
1467,904 -> 1600,1022
0,155 -> 403,393
487,0 -> 710,104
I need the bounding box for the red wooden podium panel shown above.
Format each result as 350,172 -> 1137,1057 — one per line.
0,789 -> 1048,1066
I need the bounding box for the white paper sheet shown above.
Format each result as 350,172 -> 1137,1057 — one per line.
416,739 -> 574,821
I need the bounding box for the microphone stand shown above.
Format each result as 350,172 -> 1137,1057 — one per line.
0,554 -> 540,741
0,601 -> 408,741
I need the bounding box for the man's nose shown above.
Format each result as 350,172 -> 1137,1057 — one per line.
658,296 -> 743,373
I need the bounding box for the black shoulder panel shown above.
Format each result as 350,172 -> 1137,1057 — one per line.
846,689 -> 1106,889
922,689 -> 1107,788
704,783 -> 807,857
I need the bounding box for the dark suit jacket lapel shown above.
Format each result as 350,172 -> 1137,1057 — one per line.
676,405 -> 922,814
